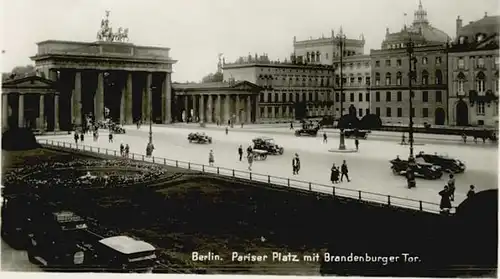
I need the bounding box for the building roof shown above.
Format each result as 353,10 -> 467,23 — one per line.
172,80 -> 262,92
99,236 -> 155,255
2,75 -> 56,93
458,15 -> 500,41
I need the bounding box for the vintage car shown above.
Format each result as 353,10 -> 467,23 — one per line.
295,126 -> 320,137
343,129 -> 370,139
109,123 -> 126,134
252,137 -> 284,155
249,149 -> 268,160
415,152 -> 466,174
188,132 -> 212,144
390,158 -> 443,180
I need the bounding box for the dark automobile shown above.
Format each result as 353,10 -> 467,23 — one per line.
252,137 -> 284,155
390,158 -> 443,180
295,126 -> 320,137
343,129 -> 370,139
416,152 -> 466,174
109,123 -> 126,134
188,132 -> 212,144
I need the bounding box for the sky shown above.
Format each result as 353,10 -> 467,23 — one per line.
1,0 -> 499,82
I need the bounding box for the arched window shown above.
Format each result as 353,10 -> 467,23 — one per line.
385,73 -> 391,85
476,72 -> 486,92
435,70 -> 442,85
375,72 -> 380,86
459,36 -> 466,44
396,72 -> 402,85
422,70 -> 429,85
422,57 -> 428,65
457,72 -> 465,93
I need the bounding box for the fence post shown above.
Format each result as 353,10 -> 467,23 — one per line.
114,150 -> 116,156
287,179 -> 290,187
419,201 -> 423,211
308,182 -> 312,191
106,149 -> 108,155
232,169 -> 235,177
388,196 -> 391,206
152,157 -> 155,163
176,160 -> 178,167
142,155 -> 145,161
267,175 -> 270,184
164,158 -> 166,165
98,147 -> 100,153
332,187 -> 335,197
358,191 -> 362,200
188,162 -> 191,170
132,153 -> 134,160
249,173 -> 252,180
83,145 -> 85,151
90,146 -> 93,152
202,165 -> 205,172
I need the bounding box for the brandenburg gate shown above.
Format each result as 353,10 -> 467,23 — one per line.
28,11 -> 176,131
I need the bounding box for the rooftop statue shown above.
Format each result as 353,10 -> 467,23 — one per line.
96,11 -> 129,43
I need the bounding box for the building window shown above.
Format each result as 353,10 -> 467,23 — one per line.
358,77 -> 363,84
422,108 -> 428,117
356,63 -> 361,69
375,73 -> 380,85
260,93 -> 264,102
385,59 -> 391,67
267,107 -> 272,115
375,91 -> 380,102
350,77 -> 355,84
274,93 -> 279,101
341,93 -> 345,102
358,108 -> 363,117
365,92 -> 370,102
385,91 -> 391,102
267,93 -> 272,102
435,70 -> 442,85
397,107 -> 402,117
386,107 -> 392,117
458,57 -> 465,69
365,108 -> 370,115
335,93 -> 340,102
422,91 -> 428,102
397,91 -> 402,102
358,93 -> 363,102
385,73 -> 391,85
478,57 -> 485,68
396,72 -> 402,85
350,93 -> 354,102
366,77 -> 371,85
309,92 -> 313,101
476,102 -> 485,115
436,57 -> 442,65
397,59 -> 402,67
325,53 -> 329,59
422,57 -> 428,65
476,72 -> 486,92
421,70 -> 429,85
411,108 -> 415,117
282,93 -> 287,102
376,107 -> 380,116
349,63 -> 354,69
375,61 -> 380,67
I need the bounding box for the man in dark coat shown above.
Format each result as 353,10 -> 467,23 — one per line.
238,145 -> 243,161
354,138 -> 359,151
292,153 -> 300,175
74,132 -> 79,144
323,133 -> 328,143
467,185 -> 475,199
439,185 -> 452,213
330,163 -> 339,184
340,160 -> 350,182
447,174 -> 456,201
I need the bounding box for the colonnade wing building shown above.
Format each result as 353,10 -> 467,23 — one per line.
2,39 -> 176,131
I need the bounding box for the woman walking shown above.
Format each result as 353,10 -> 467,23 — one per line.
208,150 -> 215,166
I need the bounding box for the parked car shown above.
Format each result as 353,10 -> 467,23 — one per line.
188,132 -> 212,144
390,158 -> 443,180
343,129 -> 370,139
110,123 -> 126,134
252,137 -> 284,155
415,152 -> 466,174
249,149 -> 268,160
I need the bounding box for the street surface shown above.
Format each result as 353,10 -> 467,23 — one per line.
38,124 -> 498,211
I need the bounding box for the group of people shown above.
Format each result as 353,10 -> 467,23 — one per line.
119,143 -> 131,157
330,160 -> 350,183
439,173 -> 476,213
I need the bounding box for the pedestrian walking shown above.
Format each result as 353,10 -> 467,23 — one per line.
462,133 -> 467,143
120,143 -> 125,156
80,133 -> 84,142
74,132 -> 79,145
241,123 -> 244,128
238,145 -> 243,161
340,160 -> 350,182
146,142 -> 154,157
401,133 -> 406,145
467,185 -> 475,199
225,127 -> 229,135
330,163 -> 339,184
290,122 -> 294,130
108,132 -> 113,143
323,133 -> 328,144
125,144 -> 130,157
292,153 -> 301,175
247,145 -> 253,157
439,185 -> 452,213
247,153 -> 254,171
447,174 -> 456,201
209,150 -> 215,166
355,138 -> 359,151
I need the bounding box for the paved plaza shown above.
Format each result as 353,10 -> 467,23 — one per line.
38,124 -> 498,212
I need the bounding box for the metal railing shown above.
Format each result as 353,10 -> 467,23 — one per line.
38,139 -> 449,215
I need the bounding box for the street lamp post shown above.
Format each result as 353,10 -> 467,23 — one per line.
336,28 -> 347,150
148,85 -> 155,145
406,37 -> 417,188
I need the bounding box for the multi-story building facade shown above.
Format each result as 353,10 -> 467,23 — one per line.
332,54 -> 371,118
223,54 -> 335,121
370,1 -> 450,126
448,14 -> 499,127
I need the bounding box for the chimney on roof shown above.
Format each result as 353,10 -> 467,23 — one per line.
386,27 -> 389,35
484,12 -> 488,18
456,16 -> 463,38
